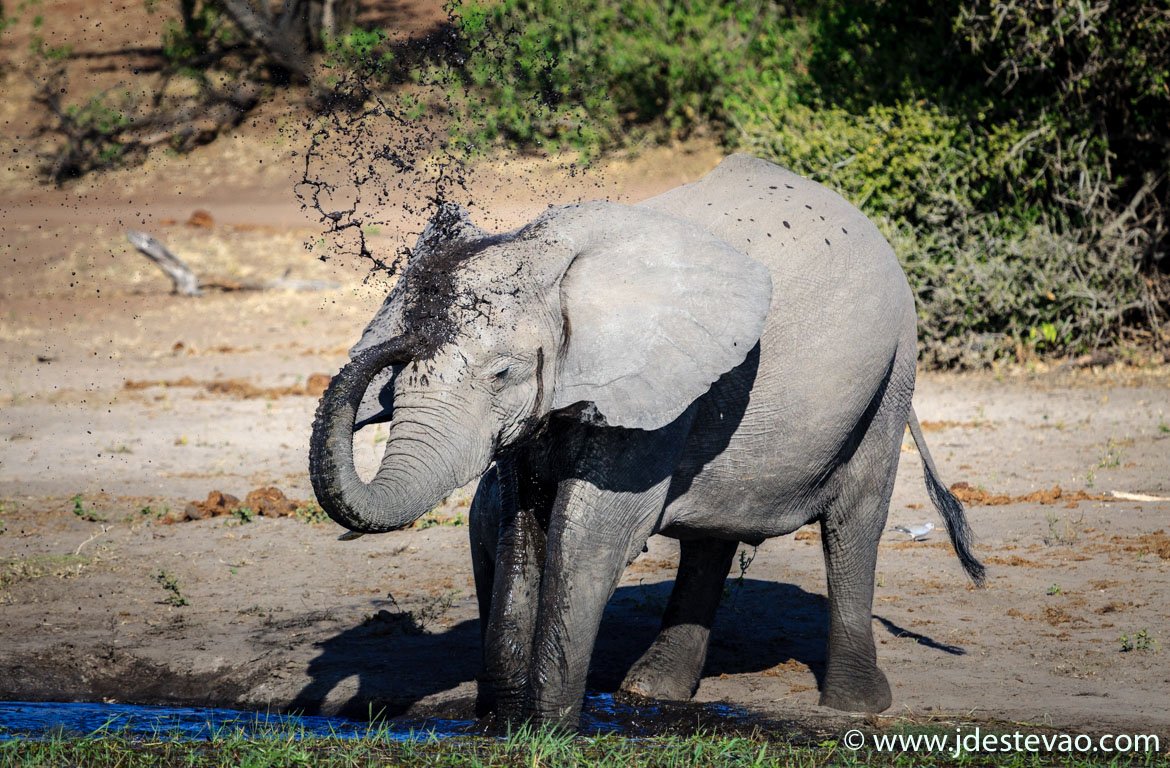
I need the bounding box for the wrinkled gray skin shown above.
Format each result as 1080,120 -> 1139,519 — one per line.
309,155 -> 985,728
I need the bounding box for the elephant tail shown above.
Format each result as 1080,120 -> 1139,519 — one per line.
907,406 -> 986,586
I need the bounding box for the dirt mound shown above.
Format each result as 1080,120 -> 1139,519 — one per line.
949,483 -> 1107,507
180,490 -> 241,522
244,486 -> 300,518
919,420 -> 987,431
173,487 -> 308,524
1110,529 -> 1170,560
186,210 -> 215,229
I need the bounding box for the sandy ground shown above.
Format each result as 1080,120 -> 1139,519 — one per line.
2,0 -> 1170,743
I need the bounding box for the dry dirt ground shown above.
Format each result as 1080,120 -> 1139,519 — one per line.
2,0 -> 1170,742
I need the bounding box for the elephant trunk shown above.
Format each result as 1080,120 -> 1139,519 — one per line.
308,338 -> 491,533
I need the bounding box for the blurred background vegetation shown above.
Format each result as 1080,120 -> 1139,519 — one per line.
3,0 -> 1167,366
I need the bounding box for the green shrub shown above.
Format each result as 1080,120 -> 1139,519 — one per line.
450,0 -> 808,157
325,27 -> 395,80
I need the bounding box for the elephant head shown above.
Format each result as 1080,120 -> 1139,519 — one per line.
308,201 -> 773,533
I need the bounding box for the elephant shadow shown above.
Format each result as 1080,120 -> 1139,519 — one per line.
592,578 -> 831,691
285,612 -> 482,720
593,578 -> 965,692
288,577 -> 963,719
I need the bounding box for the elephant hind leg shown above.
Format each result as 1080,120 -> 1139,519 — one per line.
817,502 -> 892,712
620,537 -> 738,701
477,459 -> 553,722
469,466 -> 504,717
816,388 -> 909,713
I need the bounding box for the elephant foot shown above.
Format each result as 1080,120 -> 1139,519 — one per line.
525,700 -> 582,733
619,632 -> 706,701
620,676 -> 696,703
818,664 -> 892,713
475,674 -> 532,722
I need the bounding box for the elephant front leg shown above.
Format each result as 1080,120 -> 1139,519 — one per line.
620,537 -> 738,701
469,468 -> 503,715
525,478 -> 665,728
481,508 -> 546,720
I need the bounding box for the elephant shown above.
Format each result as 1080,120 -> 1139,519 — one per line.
308,154 -> 985,728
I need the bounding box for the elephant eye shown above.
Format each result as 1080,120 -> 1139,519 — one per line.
484,354 -> 531,385
484,358 -> 514,383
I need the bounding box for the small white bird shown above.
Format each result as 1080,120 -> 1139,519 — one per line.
891,521 -> 935,541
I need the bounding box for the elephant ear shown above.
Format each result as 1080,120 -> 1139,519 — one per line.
551,204 -> 773,431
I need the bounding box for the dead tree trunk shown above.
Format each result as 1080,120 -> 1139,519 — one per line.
311,0 -> 358,48
126,230 -> 203,296
214,0 -> 360,83
217,0 -> 312,82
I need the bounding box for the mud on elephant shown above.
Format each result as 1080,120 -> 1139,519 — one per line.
308,155 -> 985,728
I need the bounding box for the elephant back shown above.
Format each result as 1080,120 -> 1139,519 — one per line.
639,155 -> 902,302
639,155 -> 911,333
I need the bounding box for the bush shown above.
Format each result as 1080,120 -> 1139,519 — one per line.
450,0 -> 808,157
324,27 -> 395,81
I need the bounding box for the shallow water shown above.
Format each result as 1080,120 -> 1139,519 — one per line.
0,700 -> 472,741
0,694 -> 751,741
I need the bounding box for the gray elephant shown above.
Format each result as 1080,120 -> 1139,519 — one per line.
308,154 -> 984,727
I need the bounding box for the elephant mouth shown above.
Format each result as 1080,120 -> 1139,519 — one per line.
353,363 -> 403,430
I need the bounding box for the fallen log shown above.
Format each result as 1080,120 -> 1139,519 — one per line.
126,230 -> 338,295
126,230 -> 202,296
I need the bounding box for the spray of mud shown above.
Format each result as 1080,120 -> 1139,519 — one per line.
293,6 -> 599,283
294,77 -> 469,277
